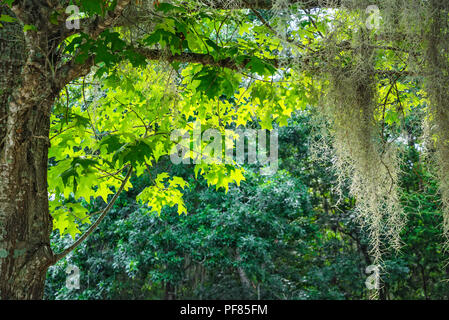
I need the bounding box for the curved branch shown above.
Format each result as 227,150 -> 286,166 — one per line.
53,165 -> 133,263
61,0 -> 132,39
56,42 -> 413,89
203,0 -> 338,10
135,47 -> 280,70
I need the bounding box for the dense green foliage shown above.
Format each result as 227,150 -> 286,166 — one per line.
45,111 -> 449,300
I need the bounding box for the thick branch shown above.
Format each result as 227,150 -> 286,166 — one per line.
89,0 -> 132,38
136,47 -> 412,79
56,56 -> 95,90
135,47 -> 280,70
55,45 -> 411,90
62,0 -> 132,39
203,0 -> 339,10
53,166 -> 133,263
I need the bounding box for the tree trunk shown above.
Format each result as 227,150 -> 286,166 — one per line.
164,282 -> 176,300
235,249 -> 253,298
0,0 -> 127,299
0,6 -> 57,299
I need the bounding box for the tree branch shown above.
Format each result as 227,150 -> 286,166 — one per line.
60,0 -> 132,39
55,0 -> 132,87
56,41 -> 413,89
53,0 -> 345,87
53,165 -> 133,263
135,47 -> 272,70
202,0 -> 339,10
56,56 -> 95,90
137,47 -> 412,78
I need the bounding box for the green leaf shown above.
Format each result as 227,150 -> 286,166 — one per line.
156,3 -> 186,13
0,14 -> 16,23
23,24 -> 37,32
245,56 -> 275,76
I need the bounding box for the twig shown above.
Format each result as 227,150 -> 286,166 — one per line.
53,165 -> 133,262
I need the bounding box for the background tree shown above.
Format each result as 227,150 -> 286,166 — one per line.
44,110 -> 449,300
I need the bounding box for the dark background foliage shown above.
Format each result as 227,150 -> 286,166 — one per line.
45,110 -> 449,300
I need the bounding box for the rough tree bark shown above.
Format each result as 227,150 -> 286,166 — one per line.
0,3 -> 62,299
0,0 -> 134,299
